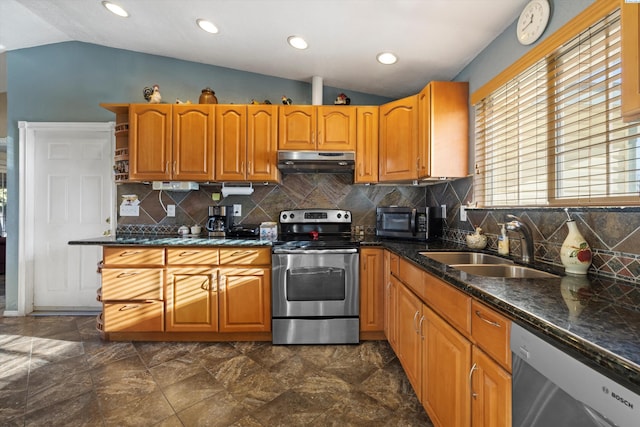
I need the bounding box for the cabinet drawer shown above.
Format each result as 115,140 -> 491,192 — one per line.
167,248 -> 219,265
101,268 -> 164,300
219,248 -> 270,265
103,247 -> 165,266
472,300 -> 511,372
103,300 -> 164,332
398,258 -> 426,300
424,273 -> 471,337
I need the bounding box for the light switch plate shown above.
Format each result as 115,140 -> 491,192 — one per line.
167,205 -> 176,217
233,204 -> 241,216
460,205 -> 467,222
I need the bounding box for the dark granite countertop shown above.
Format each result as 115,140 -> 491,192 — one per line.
380,239 -> 640,393
70,234 -> 639,392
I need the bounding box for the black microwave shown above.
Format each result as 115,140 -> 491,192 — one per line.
376,206 -> 442,241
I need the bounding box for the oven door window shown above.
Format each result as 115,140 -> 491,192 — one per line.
286,267 -> 345,301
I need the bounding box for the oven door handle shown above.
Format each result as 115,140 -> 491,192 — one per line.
272,248 -> 359,254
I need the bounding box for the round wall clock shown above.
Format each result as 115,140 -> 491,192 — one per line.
516,0 -> 551,45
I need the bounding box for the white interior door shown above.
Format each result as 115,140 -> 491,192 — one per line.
19,122 -> 115,313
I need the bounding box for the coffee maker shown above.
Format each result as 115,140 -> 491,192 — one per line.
206,206 -> 234,237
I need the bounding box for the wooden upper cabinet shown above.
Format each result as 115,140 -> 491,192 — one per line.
247,105 -> 279,182
278,105 -> 356,151
129,104 -> 173,180
279,105 -> 316,150
317,106 -> 357,151
622,2 -> 640,122
128,104 -> 215,181
418,81 -> 469,179
379,95 -> 419,181
215,105 -> 279,182
173,104 -> 216,181
355,107 -> 379,183
215,105 -> 247,181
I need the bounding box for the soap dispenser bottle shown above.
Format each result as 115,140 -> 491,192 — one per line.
498,223 -> 509,256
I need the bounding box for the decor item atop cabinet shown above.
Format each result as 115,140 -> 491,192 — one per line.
335,93 -> 351,105
199,87 -> 218,104
143,84 -> 162,103
560,210 -> 592,275
281,96 -> 292,105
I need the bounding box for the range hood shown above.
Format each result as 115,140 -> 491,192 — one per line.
277,151 -> 355,174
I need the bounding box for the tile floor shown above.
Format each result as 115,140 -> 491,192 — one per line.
0,277 -> 433,426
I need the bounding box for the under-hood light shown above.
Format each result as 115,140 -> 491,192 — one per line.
197,19 -> 219,34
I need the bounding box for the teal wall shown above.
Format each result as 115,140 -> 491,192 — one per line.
4,41 -> 391,312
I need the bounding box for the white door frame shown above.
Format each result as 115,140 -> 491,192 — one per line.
16,121 -> 116,316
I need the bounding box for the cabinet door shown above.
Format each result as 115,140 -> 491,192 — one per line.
218,267 -> 270,332
355,107 -> 379,183
471,347 -> 512,427
129,104 -> 172,180
215,105 -> 247,181
420,81 -> 469,179
247,105 -> 279,182
379,95 -> 418,181
423,306 -> 472,427
173,104 -> 215,181
317,106 -> 357,151
166,268 -> 218,332
278,106 -> 316,150
622,2 -> 640,122
360,248 -> 384,332
396,282 -> 423,400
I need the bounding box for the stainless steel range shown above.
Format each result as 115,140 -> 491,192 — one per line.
271,209 -> 359,345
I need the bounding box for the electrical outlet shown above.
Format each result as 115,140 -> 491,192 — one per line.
167,205 -> 176,217
441,204 -> 447,219
233,204 -> 242,217
460,205 -> 467,222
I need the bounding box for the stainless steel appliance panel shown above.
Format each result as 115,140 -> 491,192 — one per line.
272,318 -> 359,345
511,323 -> 639,427
272,250 -> 359,318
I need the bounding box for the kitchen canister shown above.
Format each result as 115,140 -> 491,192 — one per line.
199,87 -> 218,104
559,210 -> 592,275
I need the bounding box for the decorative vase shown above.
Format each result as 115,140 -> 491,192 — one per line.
466,227 -> 487,249
199,87 -> 218,104
560,220 -> 592,275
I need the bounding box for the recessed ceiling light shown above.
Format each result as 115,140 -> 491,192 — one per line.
377,52 -> 398,65
197,19 -> 219,34
102,1 -> 129,17
287,36 -> 308,50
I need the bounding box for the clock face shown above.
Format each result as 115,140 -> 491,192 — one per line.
517,0 -> 551,45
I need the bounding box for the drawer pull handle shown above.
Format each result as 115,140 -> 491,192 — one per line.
179,251 -> 200,257
119,251 -> 141,257
475,310 -> 501,327
200,279 -> 210,291
231,250 -> 252,256
118,304 -> 140,311
413,310 -> 420,333
116,272 -> 138,278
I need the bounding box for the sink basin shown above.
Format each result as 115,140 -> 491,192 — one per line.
419,251 -> 513,265
452,264 -> 559,279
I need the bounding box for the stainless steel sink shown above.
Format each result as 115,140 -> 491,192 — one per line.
419,251 -> 513,265
451,264 -> 559,279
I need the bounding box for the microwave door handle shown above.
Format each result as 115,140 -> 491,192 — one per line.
410,209 -> 417,236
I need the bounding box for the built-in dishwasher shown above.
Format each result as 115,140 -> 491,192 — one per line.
511,323 -> 639,427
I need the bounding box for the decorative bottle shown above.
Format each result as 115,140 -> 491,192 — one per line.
199,87 -> 218,104
560,214 -> 592,275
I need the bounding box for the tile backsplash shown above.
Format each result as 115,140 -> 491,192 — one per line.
116,174 -> 426,235
426,176 -> 640,286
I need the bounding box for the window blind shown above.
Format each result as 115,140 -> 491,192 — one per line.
474,9 -> 640,207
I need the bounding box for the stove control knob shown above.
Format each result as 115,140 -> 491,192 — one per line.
281,214 -> 287,220
345,213 -> 349,219
289,213 -> 295,219
337,213 -> 342,219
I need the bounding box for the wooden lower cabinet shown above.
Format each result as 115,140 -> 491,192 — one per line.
360,248 -> 384,332
103,301 -> 164,332
396,281 -> 423,400
422,305 -> 472,427
219,267 -> 271,332
384,256 -> 399,351
471,347 -> 512,427
166,267 -> 218,332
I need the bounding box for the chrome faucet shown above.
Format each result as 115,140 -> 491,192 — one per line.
505,215 -> 534,264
